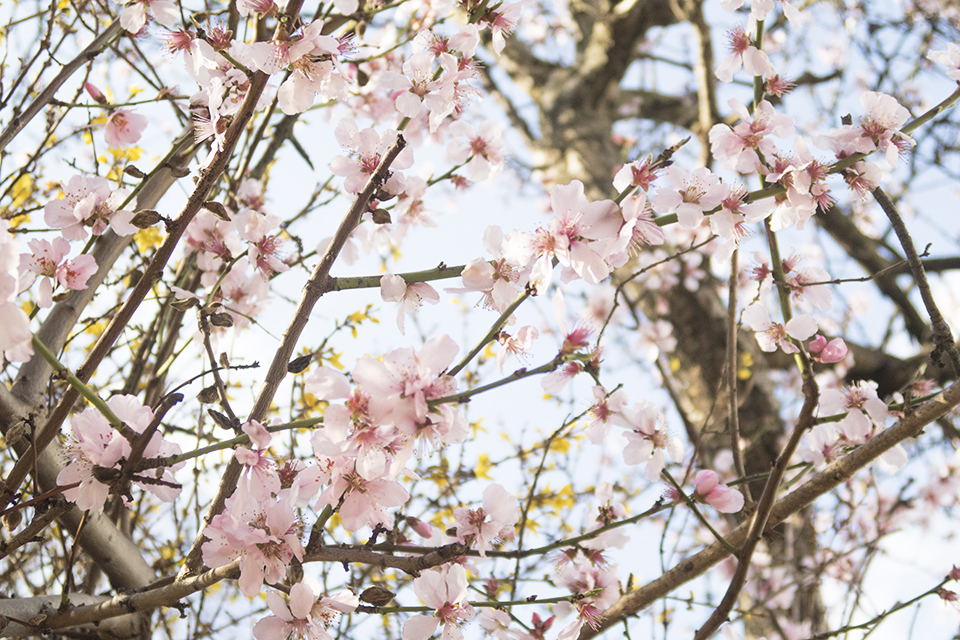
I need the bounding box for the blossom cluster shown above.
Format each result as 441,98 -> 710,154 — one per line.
56,395 -> 183,513
20,0 -> 960,635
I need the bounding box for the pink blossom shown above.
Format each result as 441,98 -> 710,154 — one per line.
56,395 -> 183,512
819,381 -> 888,443
581,482 -> 631,550
650,166 -> 728,229
234,209 -> 290,280
859,92 -> 916,166
381,52 -> 458,130
104,109 -> 148,148
351,334 -> 461,435
529,181 -> 621,285
781,252 -> 833,311
236,420 -> 280,502
843,160 -> 883,198
709,99 -> 795,173
201,491 -> 304,597
331,118 -> 414,195
478,609 -> 525,640
445,226 -> 521,312
253,580 -> 358,640
742,303 -> 818,354
929,44 -> 960,81
0,221 -> 33,362
621,402 -> 683,481
84,82 -> 107,104
453,483 -> 519,556
801,423 -> 841,465
270,20 -> 349,114
446,120 -> 505,181
809,335 -> 848,363
613,157 -> 661,193
305,366 -> 352,400
478,1 -> 527,55
402,565 -> 475,640
615,192 -> 664,259
553,552 -> 619,639
716,25 -> 776,82
692,470 -> 745,513
19,237 -> 97,308
380,274 -> 440,335
44,175 -> 137,241
117,0 -> 178,32
496,326 -> 538,373
584,385 -> 628,444
316,463 -> 410,532
237,0 -> 277,17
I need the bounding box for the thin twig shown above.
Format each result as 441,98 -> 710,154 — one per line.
726,249 -> 750,503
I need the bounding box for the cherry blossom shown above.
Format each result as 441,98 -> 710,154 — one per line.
381,52 -> 459,130
710,99 -> 795,173
331,118 -> 414,195
477,1 -> 528,55
621,402 -> 683,481
446,226 -> 522,313
316,460 -> 410,532
781,252 -> 833,311
496,325 -> 538,373
402,565 -> 475,640
650,166 -> 728,229
43,175 -> 137,241
742,303 -> 818,353
859,91 -> 916,166
253,580 -> 358,640
56,395 -> 183,513
19,237 -> 97,308
716,24 -> 776,83
104,109 -> 148,148
116,0 -> 177,33
553,552 -> 619,640
614,192 -> 664,260
235,420 -> 280,502
819,381 -> 888,443
446,120 -> 506,182
305,366 -> 352,401
453,482 -> 519,556
581,483 -> 631,550
265,20 -> 349,115
929,44 -> 960,81
801,423 -> 841,465
613,156 -> 661,193
691,470 -> 745,513
380,274 -> 439,335
234,209 -> 290,280
478,609 -> 525,640
237,0 -> 277,18
584,386 -> 628,444
523,180 -> 621,286
201,490 -> 304,597
0,221 -> 33,362
351,334 -> 462,437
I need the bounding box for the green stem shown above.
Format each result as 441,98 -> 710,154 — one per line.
30,336 -> 121,429
331,263 -> 468,291
448,289 -> 532,377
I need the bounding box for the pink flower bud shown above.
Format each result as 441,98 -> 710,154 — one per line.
809,335 -> 848,363
84,82 -> 107,104
406,516 -> 434,539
